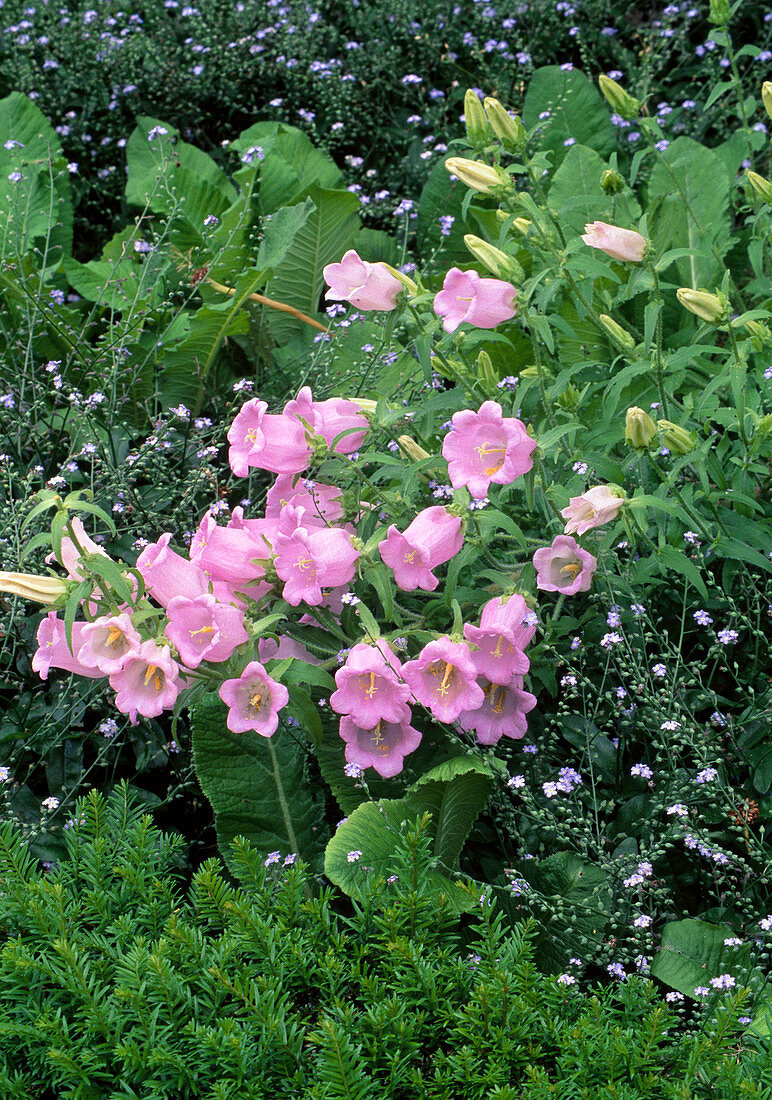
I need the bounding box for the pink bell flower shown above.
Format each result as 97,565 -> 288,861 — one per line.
227,398 -> 311,478
533,535 -> 597,595
47,516 -> 108,579
433,267 -> 517,334
265,474 -> 345,527
274,525 -> 359,606
32,614 -> 104,681
323,249 -> 404,311
192,518 -> 275,589
580,221 -> 647,263
378,505 -> 463,592
136,533 -> 209,608
258,633 -> 319,666
165,594 -> 249,669
443,401 -> 536,499
463,593 -> 533,685
78,612 -> 143,675
458,676 -> 537,745
560,485 -> 625,535
218,660 -> 289,736
330,640 -> 412,728
338,715 -> 422,778
110,640 -> 181,723
284,386 -> 368,454
401,637 -> 484,723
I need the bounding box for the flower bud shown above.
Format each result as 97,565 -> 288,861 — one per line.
350,398 -> 378,414
763,81 -> 772,122
464,89 -> 491,147
475,349 -> 498,390
557,384 -> 580,411
657,420 -> 696,456
598,75 -> 640,120
519,365 -> 552,379
625,407 -> 656,449
708,0 -> 731,24
483,97 -> 527,152
463,234 -> 524,283
0,571 -> 69,604
445,157 -> 510,195
397,435 -> 431,462
599,313 -> 636,351
675,288 -> 729,324
745,319 -> 771,346
746,170 -> 772,205
600,169 -> 625,195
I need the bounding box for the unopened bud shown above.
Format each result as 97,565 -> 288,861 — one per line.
464,89 -> 491,147
599,313 -> 636,351
598,75 -> 640,120
763,81 -> 772,122
350,398 -> 378,414
708,0 -> 731,24
601,169 -> 625,195
445,157 -> 510,195
745,319 -> 771,345
625,407 -> 656,449
676,288 -> 729,324
519,365 -> 552,379
557,384 -> 580,411
657,420 -> 696,456
475,349 -> 498,390
483,97 -> 527,152
746,170 -> 772,205
463,234 -> 524,283
0,571 -> 68,604
397,435 -> 430,462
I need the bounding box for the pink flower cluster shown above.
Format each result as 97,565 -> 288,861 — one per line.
532,485 -> 625,595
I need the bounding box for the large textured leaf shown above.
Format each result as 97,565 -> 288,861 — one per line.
523,67 -> 617,167
265,185 -> 361,342
521,851 -> 611,973
64,226 -> 169,312
406,757 -> 494,868
190,693 -> 326,871
548,144 -> 641,235
0,92 -> 72,263
646,137 -> 730,288
231,121 -> 342,214
650,918 -> 751,998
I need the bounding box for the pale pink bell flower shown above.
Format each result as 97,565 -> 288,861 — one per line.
330,640 -> 412,728
265,474 -> 345,527
443,401 -> 536,499
560,485 -> 625,535
136,532 -> 209,607
580,221 -> 647,263
463,593 -> 533,685
458,676 -> 537,745
274,525 -> 359,606
165,594 -> 249,669
284,386 -> 369,454
532,535 -> 597,595
110,640 -> 181,723
218,660 -> 289,736
338,715 -> 422,778
401,637 -> 484,723
32,614 -> 104,680
227,398 -> 311,477
323,249 -> 404,311
378,506 -> 463,592
78,612 -> 142,675
433,267 -> 517,334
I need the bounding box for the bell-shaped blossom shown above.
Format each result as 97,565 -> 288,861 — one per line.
581,221 -> 646,263
218,660 -> 289,736
265,474 -> 345,528
110,640 -> 181,723
463,593 -> 534,685
192,516 -> 275,590
330,640 -> 412,729
443,401 -> 536,499
165,594 -> 249,669
378,506 -> 463,592
401,637 -> 484,723
274,525 -> 359,606
323,249 -> 404,311
458,676 -> 537,745
284,386 -> 368,455
533,535 -> 597,595
227,398 -> 311,477
136,533 -> 209,608
433,267 -> 517,334
338,715 -> 422,778
47,516 -> 108,579
560,485 -> 625,536
78,612 -> 143,675
32,614 -> 104,681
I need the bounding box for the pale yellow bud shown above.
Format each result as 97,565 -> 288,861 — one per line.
350,398 -> 378,413
445,157 -> 509,195
0,571 -> 68,604
463,234 -> 523,283
397,435 -> 431,462
625,407 -> 656,449
464,89 -> 490,147
746,170 -> 772,205
475,349 -> 498,390
512,217 -> 531,234
599,313 -> 636,351
657,420 -> 696,456
598,75 -> 640,120
381,263 -> 418,295
763,81 -> 772,122
483,97 -> 527,152
676,288 -> 729,324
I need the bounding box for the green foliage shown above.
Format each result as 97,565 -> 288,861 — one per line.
0,786 -> 769,1098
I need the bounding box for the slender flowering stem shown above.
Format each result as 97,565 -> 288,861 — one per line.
646,262 -> 670,419
206,278 -> 328,332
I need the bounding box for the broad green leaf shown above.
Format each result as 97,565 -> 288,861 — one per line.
521,851 -> 612,972
548,145 -> 640,235
656,544 -> 709,600
406,756 -> 495,868
190,693 -> 326,871
522,67 -> 617,166
232,121 -> 342,212
256,198 -> 315,270
650,918 -> 751,997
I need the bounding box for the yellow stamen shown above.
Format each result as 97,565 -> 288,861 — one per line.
487,682 -> 505,714
437,662 -> 455,697
371,721 -> 384,745
491,635 -> 504,658
106,625 -> 124,648
403,550 -> 417,563
360,672 -> 378,699
190,625 -> 215,637
295,557 -> 314,572
475,441 -> 507,477
143,664 -> 164,692
248,690 -> 264,716
245,428 -> 260,444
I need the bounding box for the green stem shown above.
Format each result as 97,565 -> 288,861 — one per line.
647,261 -> 671,419
726,322 -> 750,448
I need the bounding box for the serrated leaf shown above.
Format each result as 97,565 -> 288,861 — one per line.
522,67 -> 616,166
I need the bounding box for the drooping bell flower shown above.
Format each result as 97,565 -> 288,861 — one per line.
284,386 -> 368,455
78,612 -> 143,675
136,533 -> 209,608
265,473 -> 345,527
433,267 -> 517,334
218,660 -> 289,736
442,401 -> 536,499
32,613 -> 104,681
323,249 -> 404,311
458,676 -> 537,745
532,535 -> 597,595
192,518 -> 274,590
580,221 -> 646,263
273,524 -> 359,607
227,398 -> 311,477
110,640 -> 181,723
330,640 -> 412,728
47,516 -> 108,579
338,715 -> 422,778
463,593 -> 533,685
165,594 -> 249,669
378,506 -> 463,592
560,485 -> 625,536
401,637 -> 484,723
